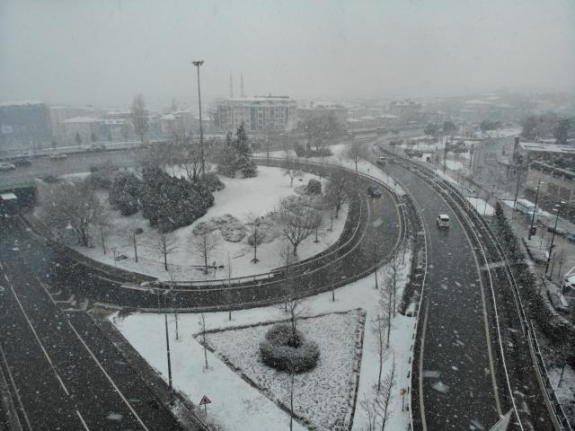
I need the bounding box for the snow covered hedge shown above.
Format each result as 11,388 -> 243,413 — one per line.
259,324 -> 320,373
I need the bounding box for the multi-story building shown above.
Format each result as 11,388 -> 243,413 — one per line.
0,101 -> 52,154
216,96 -> 297,133
389,100 -> 422,126
49,105 -> 104,142
61,117 -> 104,145
298,103 -> 348,129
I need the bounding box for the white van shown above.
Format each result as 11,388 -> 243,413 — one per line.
436,214 -> 450,228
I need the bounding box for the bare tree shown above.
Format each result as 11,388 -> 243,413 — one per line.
226,253 -> 233,321
246,213 -> 263,263
152,231 -> 178,271
180,138 -> 204,182
131,93 -> 149,144
345,139 -> 365,172
279,197 -> 321,256
380,274 -> 395,348
167,266 -> 179,341
283,157 -> 303,187
198,313 -> 209,369
325,169 -> 351,219
192,232 -> 219,274
38,179 -> 107,247
371,311 -> 389,391
386,256 -> 401,317
278,245 -> 306,340
373,359 -> 396,430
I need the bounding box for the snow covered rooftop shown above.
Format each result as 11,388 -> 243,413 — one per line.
62,116 -> 103,124
520,142 -> 575,154
0,100 -> 44,107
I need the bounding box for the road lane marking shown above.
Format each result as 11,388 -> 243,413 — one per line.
4,278 -> 71,396
76,410 -> 90,431
0,341 -> 33,431
36,278 -> 150,430
66,320 -> 151,431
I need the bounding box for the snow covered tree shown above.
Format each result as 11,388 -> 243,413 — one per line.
283,157 -> 303,187
191,231 -> 219,274
131,93 -> 149,144
198,313 -> 209,369
152,231 -> 178,271
345,139 -> 364,171
38,179 -> 107,247
325,169 -> 351,219
279,197 -> 321,256
246,213 -> 263,263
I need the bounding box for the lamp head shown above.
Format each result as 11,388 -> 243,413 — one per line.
192,60 -> 204,67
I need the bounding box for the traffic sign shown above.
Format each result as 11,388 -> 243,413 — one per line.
199,395 -> 211,406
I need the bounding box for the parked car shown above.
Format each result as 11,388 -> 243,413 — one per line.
0,162 -> 16,171
564,233 -> 575,242
13,157 -> 32,167
367,185 -> 382,197
50,153 -> 68,160
436,214 -> 451,228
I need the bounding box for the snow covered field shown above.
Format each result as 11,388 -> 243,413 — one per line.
63,166 -> 348,281
203,310 -> 365,431
113,246 -> 415,431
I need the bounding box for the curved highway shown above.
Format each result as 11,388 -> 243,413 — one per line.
377,149 -> 554,431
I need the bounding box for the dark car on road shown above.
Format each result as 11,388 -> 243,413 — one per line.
367,185 -> 382,197
13,157 -> 32,167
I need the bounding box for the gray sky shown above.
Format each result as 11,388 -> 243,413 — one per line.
1,0 -> 574,109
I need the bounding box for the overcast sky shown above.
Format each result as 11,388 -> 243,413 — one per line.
1,0 -> 574,109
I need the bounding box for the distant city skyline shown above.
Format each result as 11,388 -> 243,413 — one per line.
1,0 -> 575,108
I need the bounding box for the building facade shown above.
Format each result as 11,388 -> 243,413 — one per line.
298,104 -> 348,128
216,96 -> 297,133
0,101 -> 52,154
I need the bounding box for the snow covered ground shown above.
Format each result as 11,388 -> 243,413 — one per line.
203,310 -> 365,431
62,166 -> 348,281
267,143 -> 406,196
548,365 -> 575,421
113,246 -> 415,431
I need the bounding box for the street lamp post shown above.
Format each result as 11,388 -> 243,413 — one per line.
155,288 -> 173,389
545,201 -> 566,275
528,178 -> 543,240
192,60 -> 205,176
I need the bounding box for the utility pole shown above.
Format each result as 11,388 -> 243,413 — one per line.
545,202 -> 565,275
193,60 -> 205,176
528,178 -> 543,240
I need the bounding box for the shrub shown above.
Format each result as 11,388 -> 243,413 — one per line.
140,167 -> 214,232
200,173 -> 225,192
109,172 -> 142,216
259,324 -> 320,373
307,178 -> 322,194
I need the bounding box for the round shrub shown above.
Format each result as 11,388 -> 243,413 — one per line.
259,324 -> 320,373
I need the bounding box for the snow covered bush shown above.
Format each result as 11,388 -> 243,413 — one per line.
259,324 -> 320,373
307,178 -> 322,194
140,167 -> 214,232
109,172 -> 142,216
200,172 -> 225,192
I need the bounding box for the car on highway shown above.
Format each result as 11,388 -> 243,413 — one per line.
50,153 -> 68,160
436,214 -> 450,228
0,162 -> 16,171
367,185 -> 382,197
13,157 -> 32,167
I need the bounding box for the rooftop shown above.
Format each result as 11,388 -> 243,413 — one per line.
62,116 -> 103,124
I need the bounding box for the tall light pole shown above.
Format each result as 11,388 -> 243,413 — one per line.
155,288 -> 173,389
545,201 -> 566,275
192,60 -> 205,176
528,178 -> 543,240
